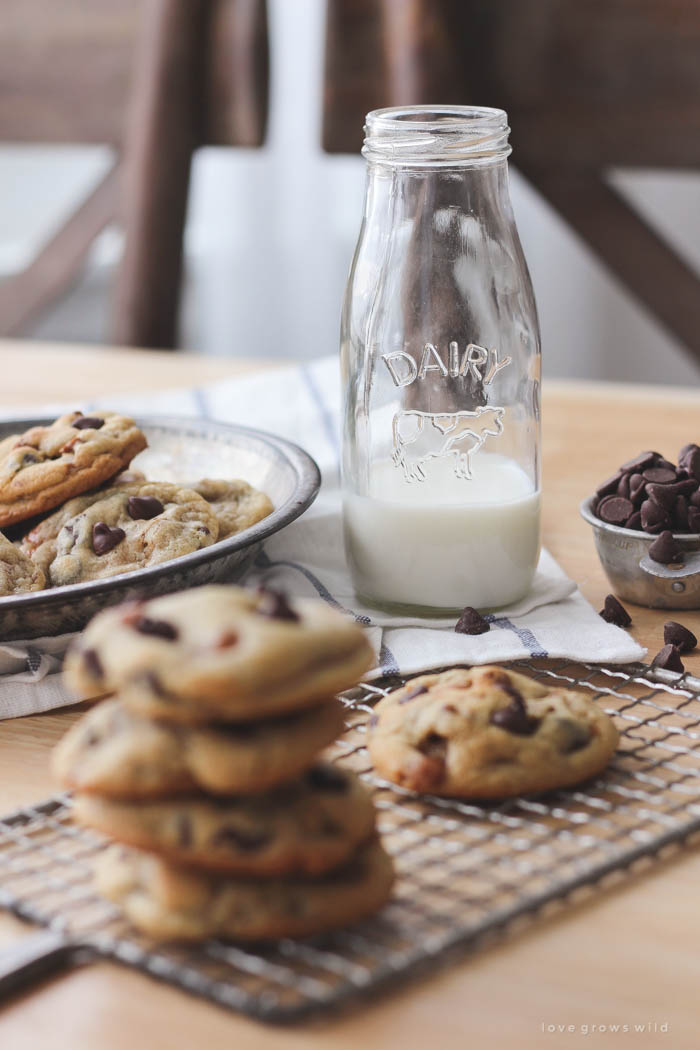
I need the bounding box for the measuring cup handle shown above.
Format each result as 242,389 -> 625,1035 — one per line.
638,550 -> 700,600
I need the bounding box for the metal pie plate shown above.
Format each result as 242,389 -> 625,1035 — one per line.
0,416 -> 320,640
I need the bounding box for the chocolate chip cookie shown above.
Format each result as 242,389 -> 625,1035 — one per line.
191,479 -> 274,539
64,585 -> 374,721
0,412 -> 147,527
95,838 -> 395,941
74,763 -> 375,876
29,482 -> 218,586
0,532 -> 45,595
367,665 -> 619,798
53,697 -> 346,798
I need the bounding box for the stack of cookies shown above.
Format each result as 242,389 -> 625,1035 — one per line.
53,584 -> 394,941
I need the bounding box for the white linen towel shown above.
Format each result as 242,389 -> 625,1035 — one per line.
0,357 -> 646,718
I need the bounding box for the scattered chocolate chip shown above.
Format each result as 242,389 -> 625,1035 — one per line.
306,764 -> 349,792
455,606 -> 490,634
211,826 -> 271,851
255,586 -> 299,621
598,496 -> 634,526
624,511 -> 642,530
555,718 -> 592,753
596,472 -> 624,498
663,621 -> 697,653
127,495 -> 164,520
177,815 -> 192,848
73,416 -> 104,430
599,594 -> 632,627
620,451 -> 658,473
83,648 -> 103,679
92,521 -> 126,556
651,644 -> 685,673
648,530 -> 684,565
640,499 -> 670,533
399,684 -> 428,704
642,467 -> 677,485
132,616 -> 178,641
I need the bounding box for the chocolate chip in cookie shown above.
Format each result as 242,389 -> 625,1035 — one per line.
92,522 -> 126,556
127,495 -> 164,520
73,416 -> 105,431
132,617 -> 179,641
255,586 -> 299,622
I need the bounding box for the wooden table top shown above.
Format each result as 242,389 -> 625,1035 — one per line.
1,338 -> 700,1049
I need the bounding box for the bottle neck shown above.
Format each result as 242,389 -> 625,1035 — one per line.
362,105 -> 511,169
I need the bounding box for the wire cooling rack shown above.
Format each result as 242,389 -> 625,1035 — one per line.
2,659 -> 700,1023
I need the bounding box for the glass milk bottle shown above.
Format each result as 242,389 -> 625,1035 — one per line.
341,106 -> 541,614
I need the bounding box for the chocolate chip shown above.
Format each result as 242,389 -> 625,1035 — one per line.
83,648 -> 103,679
616,474 -> 631,500
92,521 -> 126,556
217,630 -> 239,649
596,472 -> 624,498
640,499 -> 670,533
599,594 -> 632,627
648,530 -> 684,565
689,508 -> 700,532
657,458 -> 677,472
306,764 -> 349,792
673,496 -> 689,532
620,451 -> 658,472
690,489 -> 700,509
127,496 -> 164,520
651,644 -> 685,673
597,496 -> 634,525
211,826 -> 271,851
629,474 -> 646,504
73,416 -> 104,430
642,467 -> 677,485
663,621 -> 697,653
647,480 -> 698,509
624,511 -> 642,530
399,684 -> 428,704
177,815 -> 192,848
20,451 -> 41,467
255,586 -> 299,621
489,681 -> 539,736
132,616 -> 178,641
685,448 -> 700,482
455,606 -> 490,634
418,732 -> 447,758
679,443 -> 700,469
145,671 -> 169,698
555,718 -> 592,753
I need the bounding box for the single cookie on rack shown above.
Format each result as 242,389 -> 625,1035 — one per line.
27,482 -> 219,587
74,763 -> 375,876
52,696 -> 346,798
64,585 -> 374,720
191,479 -> 273,539
0,532 -> 45,595
367,665 -> 619,798
95,838 -> 395,941
0,411 -> 147,527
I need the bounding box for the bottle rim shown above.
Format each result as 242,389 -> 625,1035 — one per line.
363,105 -> 511,166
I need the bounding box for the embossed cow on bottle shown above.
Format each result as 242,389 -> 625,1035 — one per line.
391,406 -> 505,483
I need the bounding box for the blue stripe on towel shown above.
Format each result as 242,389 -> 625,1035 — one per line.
487,615 -> 549,659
